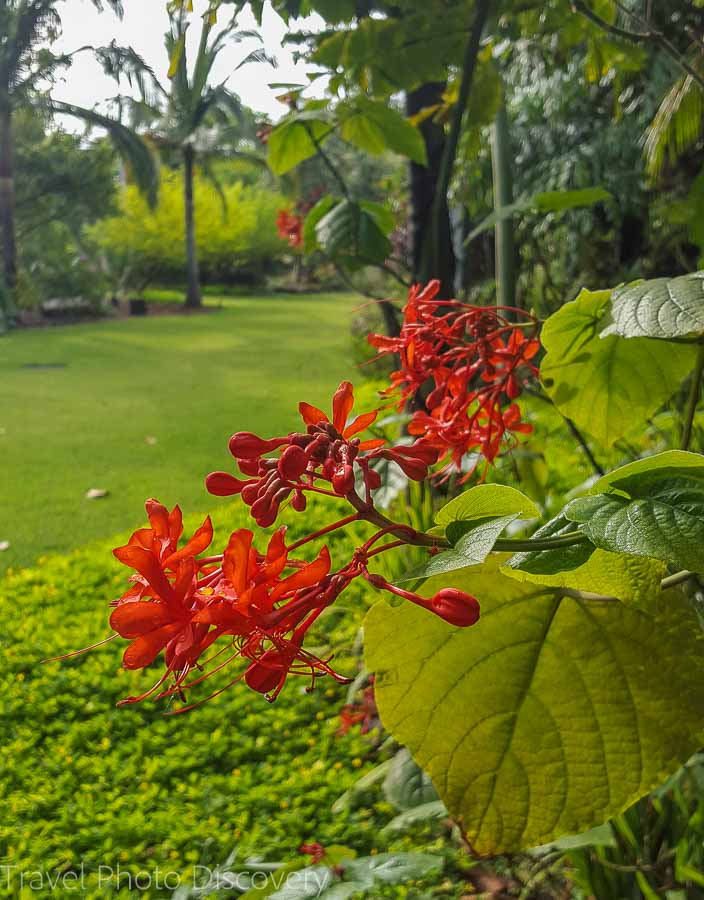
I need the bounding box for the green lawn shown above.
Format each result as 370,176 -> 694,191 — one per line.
0,292 -> 360,574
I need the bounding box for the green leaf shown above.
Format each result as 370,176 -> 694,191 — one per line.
339,98 -> 427,164
541,288 -> 696,447
435,483 -> 540,527
534,187 -> 612,212
303,195 -> 338,253
381,801 -> 447,834
365,556 -> 704,854
268,118 -> 330,175
315,199 -> 391,268
601,272 -> 704,339
504,513 -> 666,608
340,112 -> 387,155
466,188 -> 612,243
565,465 -> 704,574
383,748 -> 439,810
417,515 -> 521,579
593,449 -> 704,492
340,852 -> 443,886
359,200 -> 395,235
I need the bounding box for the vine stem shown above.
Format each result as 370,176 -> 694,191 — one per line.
681,342 -> 704,451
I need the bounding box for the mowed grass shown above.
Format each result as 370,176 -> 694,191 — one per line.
0,293 -> 359,574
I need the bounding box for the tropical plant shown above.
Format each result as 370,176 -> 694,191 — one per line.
100,5 -> 272,308
89,169 -> 288,293
0,0 -> 156,328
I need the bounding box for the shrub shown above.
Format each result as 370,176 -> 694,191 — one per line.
90,172 -> 290,291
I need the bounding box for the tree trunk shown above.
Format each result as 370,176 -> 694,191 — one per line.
183,145 -> 202,309
405,82 -> 456,298
490,101 -> 516,308
0,100 -> 18,326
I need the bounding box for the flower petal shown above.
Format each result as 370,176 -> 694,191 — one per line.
109,602 -> 174,639
343,409 -> 378,438
223,529 -> 254,595
164,516 -> 213,568
271,546 -> 330,601
113,545 -> 176,604
299,402 -> 328,426
332,381 -> 354,433
145,499 -> 170,538
122,622 -> 183,669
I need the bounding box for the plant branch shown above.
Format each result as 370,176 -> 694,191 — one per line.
303,122 -> 351,200
681,342 -> 704,451
571,0 -> 704,91
661,569 -> 696,591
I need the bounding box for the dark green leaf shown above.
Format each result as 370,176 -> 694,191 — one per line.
303,195 -> 338,253
602,272 -> 704,340
383,748 -> 439,810
315,199 -> 391,268
565,466 -> 704,574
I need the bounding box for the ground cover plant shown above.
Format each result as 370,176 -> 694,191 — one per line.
46,269 -> 704,898
0,292 -> 358,574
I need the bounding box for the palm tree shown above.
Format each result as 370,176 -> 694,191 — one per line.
102,8 -> 271,308
0,0 -> 157,326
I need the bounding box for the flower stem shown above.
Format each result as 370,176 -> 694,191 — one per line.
286,513 -> 362,553
494,531 -> 589,552
681,342 -> 704,451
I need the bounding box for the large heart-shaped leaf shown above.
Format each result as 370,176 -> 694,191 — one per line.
601,272 -> 704,339
565,467 -> 704,574
541,288 -> 696,446
365,557 -> 704,854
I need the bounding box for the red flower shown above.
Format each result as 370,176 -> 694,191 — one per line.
338,682 -> 379,736
206,381 -> 438,527
277,209 -> 304,248
368,280 -> 540,473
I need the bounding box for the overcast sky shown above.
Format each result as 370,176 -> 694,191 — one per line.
52,0 -> 325,124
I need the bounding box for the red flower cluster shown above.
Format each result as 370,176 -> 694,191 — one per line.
64,486 -> 479,710
276,209 -> 304,248
368,281 -> 540,474
206,381 -> 439,526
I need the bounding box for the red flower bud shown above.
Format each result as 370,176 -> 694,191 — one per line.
430,589 -> 480,627
278,445 -> 308,480
393,455 -> 429,481
205,471 -> 249,497
229,432 -> 285,459
291,490 -> 307,512
366,468 -> 382,490
237,458 -> 261,477
332,464 -> 355,496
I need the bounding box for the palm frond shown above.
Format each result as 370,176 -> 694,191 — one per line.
644,62 -> 704,179
94,41 -> 167,104
234,47 -> 277,72
51,100 -> 160,207
90,0 -> 124,16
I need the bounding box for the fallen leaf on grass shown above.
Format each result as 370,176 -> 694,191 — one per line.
145,436 -> 158,445
85,488 -> 110,500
